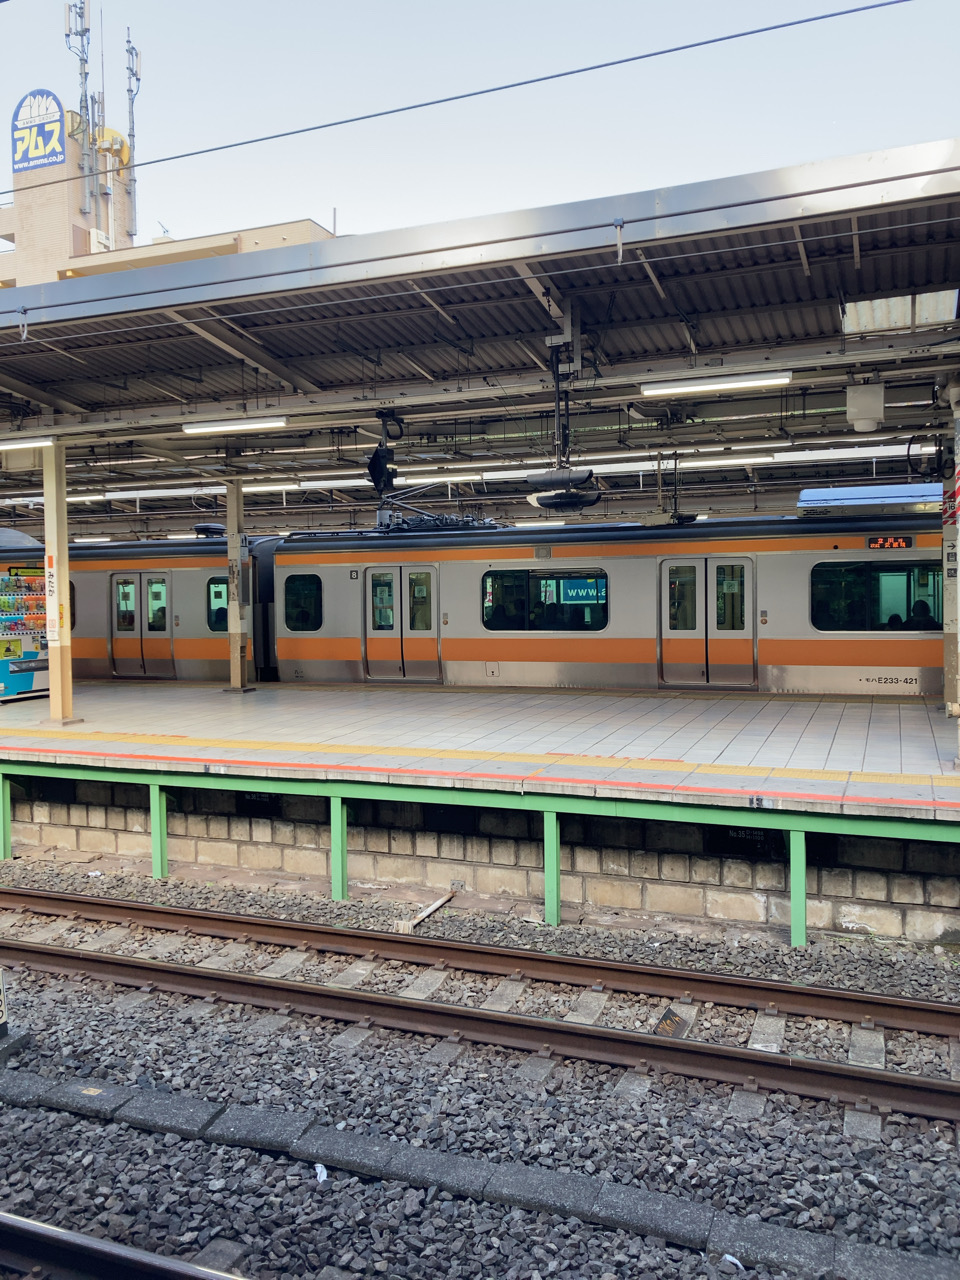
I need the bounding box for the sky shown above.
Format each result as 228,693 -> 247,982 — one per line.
1,0 -> 958,245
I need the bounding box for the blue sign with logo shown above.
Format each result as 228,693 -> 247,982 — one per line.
11,90 -> 66,172
559,578 -> 606,605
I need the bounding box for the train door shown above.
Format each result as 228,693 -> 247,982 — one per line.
659,558 -> 755,688
363,566 -> 440,681
110,572 -> 175,678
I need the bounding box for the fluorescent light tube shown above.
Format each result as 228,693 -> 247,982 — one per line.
181,418 -> 288,435
640,373 -> 793,396
0,438 -> 53,450
107,486 -> 225,499
72,536 -> 111,543
396,474 -> 483,485
514,520 -> 566,527
299,478 -> 374,490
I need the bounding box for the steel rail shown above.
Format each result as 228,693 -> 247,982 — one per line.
0,1210 -> 234,1280
0,885 -> 957,1037
3,937 -> 960,1122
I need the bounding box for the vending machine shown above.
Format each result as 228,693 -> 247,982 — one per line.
0,567 -> 49,702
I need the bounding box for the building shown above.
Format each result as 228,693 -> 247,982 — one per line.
1,87 -> 332,288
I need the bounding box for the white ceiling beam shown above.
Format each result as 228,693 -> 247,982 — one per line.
515,339 -> 549,371
408,282 -> 458,326
167,308 -> 323,395
399,353 -> 436,381
0,372 -> 84,415
514,263 -> 564,323
793,225 -> 812,278
635,250 -> 697,353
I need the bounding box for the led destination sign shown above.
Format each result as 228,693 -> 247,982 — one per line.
867,536 -> 913,550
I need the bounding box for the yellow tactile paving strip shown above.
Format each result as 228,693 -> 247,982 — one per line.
0,724 -> 953,787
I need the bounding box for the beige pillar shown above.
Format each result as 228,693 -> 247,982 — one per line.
224,479 -> 253,693
945,422 -> 959,718
41,443 -> 81,724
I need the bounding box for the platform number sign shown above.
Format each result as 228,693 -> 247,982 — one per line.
11,90 -> 66,173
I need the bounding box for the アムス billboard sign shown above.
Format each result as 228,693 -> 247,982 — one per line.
11,90 -> 66,173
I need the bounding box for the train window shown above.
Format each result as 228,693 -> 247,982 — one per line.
482,570 -> 527,630
408,571 -> 432,631
811,562 -> 943,631
69,580 -> 76,632
115,579 -> 136,631
207,578 -> 228,632
371,573 -> 395,630
146,579 -> 167,632
482,570 -> 608,631
668,566 -> 697,630
285,574 -> 322,631
715,564 -> 744,631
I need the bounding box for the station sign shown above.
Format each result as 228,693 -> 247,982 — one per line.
11,89 -> 66,173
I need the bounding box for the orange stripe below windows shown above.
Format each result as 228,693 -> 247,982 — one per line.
173,638 -> 229,660
367,636 -> 402,661
661,638 -> 705,664
709,637 -> 753,665
71,637 -> 108,659
759,637 -> 942,667
142,638 -> 173,660
403,636 -> 438,662
443,637 -> 655,664
277,637 -> 362,661
112,636 -> 140,659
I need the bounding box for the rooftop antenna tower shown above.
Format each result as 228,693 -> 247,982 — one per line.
64,0 -> 93,215
125,27 -> 141,238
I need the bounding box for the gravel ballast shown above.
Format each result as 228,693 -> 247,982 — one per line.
0,1105 -> 808,1280
2,858 -> 960,1270
1,859 -> 956,1003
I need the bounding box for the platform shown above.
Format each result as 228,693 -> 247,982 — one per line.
0,682 -> 957,820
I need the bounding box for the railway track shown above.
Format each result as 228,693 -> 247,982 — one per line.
0,1210 -> 234,1279
1,886 -> 959,1121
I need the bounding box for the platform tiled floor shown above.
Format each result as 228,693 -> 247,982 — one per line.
0,681 -> 958,819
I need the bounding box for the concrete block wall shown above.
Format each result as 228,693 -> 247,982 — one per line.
7,779 -> 960,943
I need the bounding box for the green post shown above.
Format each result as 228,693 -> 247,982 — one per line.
789,828 -> 807,948
149,784 -> 168,879
0,776 -> 10,862
543,808 -> 561,926
330,794 -> 348,901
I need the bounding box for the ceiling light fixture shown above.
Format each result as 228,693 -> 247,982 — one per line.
298,478 -> 374,491
181,418 -> 288,436
107,486 -> 225,499
514,520 -> 567,527
0,438 -> 53,451
396,474 -> 483,485
640,373 -> 793,397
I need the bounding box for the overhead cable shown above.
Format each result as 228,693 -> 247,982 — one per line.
0,0 -> 912,202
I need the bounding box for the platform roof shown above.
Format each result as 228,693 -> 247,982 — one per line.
0,137 -> 958,536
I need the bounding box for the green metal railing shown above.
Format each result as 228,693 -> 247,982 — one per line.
0,760 -> 957,946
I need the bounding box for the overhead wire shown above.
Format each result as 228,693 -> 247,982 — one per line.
0,0 -> 913,205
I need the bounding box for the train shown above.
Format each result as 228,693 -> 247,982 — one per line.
0,491 -> 946,699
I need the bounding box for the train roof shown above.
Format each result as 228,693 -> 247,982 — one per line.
274,511 -> 941,555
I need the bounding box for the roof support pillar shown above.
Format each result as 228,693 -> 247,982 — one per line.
223,479 -> 254,694
41,443 -> 80,725
944,408 -> 960,741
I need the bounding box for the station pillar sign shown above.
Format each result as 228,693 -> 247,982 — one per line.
11,90 -> 66,173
